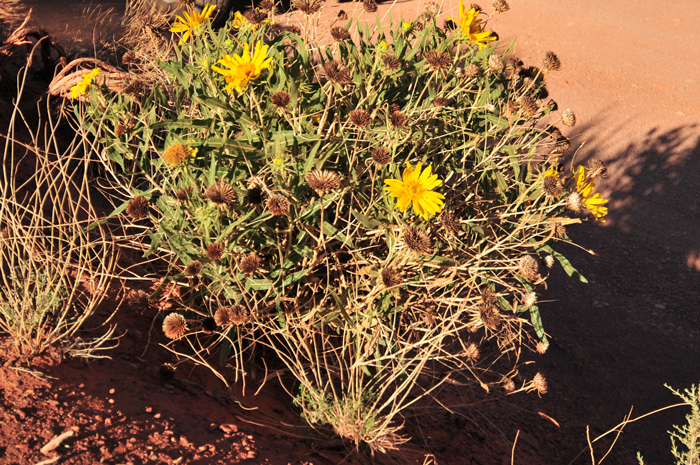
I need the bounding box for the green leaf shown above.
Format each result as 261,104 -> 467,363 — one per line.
539,244 -> 588,283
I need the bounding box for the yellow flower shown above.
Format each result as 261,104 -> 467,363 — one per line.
169,3 -> 216,45
163,141 -> 197,167
70,68 -> 100,100
379,40 -> 389,50
401,21 -> 413,33
384,162 -> 445,220
575,165 -> 609,222
446,1 -> 497,49
212,41 -> 273,93
231,10 -> 272,31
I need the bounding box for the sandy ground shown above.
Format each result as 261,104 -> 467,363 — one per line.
12,0 -> 700,463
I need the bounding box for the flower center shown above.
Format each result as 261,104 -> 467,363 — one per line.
405,180 -> 426,198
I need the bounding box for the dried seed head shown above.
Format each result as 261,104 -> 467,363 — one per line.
292,0 -> 323,15
509,57 -> 524,70
228,305 -> 250,325
389,111 -> 408,130
323,60 -> 352,84
348,109 -> 371,128
465,343 -> 480,362
469,3 -> 482,11
306,169 -> 342,195
285,24 -> 301,34
587,159 -> 608,179
566,192 -> 583,213
267,194 -> 290,216
207,242 -> 224,261
214,307 -> 232,326
552,135 -> 571,155
523,291 -> 537,309
519,255 -> 540,282
505,100 -> 519,117
440,211 -> 461,235
425,1 -> 441,17
239,253 -> 261,274
433,97 -> 449,107
115,123 -> 125,137
561,108 -> 576,127
128,290 -> 150,313
159,363 -> 176,381
330,26 -> 351,41
554,222 -> 567,238
519,95 -> 538,118
503,379 -> 516,393
382,54 -> 401,71
424,50 -> 452,71
175,186 -> 193,201
337,9 -> 348,20
493,0 -> 509,12
543,175 -> 564,198
163,143 -> 191,166
532,372 -> 548,395
536,341 -> 549,354
544,254 -> 555,269
464,63 -> 480,78
371,147 -> 392,165
126,195 -> 149,220
488,54 -> 504,72
163,313 -> 187,340
479,288 -> 501,330
388,103 -> 401,113
414,20 -> 425,31
259,0 -> 276,11
202,317 -> 217,333
380,268 -> 402,288
270,91 -> 291,109
206,181 -> 236,205
363,0 -> 378,13
403,226 -> 432,254
185,260 -> 203,276
543,51 -> 561,71
244,8 -> 268,24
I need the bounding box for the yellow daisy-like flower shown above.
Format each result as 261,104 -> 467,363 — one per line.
163,141 -> 198,167
446,1 -> 497,49
70,68 -> 100,100
169,3 -> 216,46
384,162 -> 445,220
211,41 -> 273,93
575,165 -> 609,222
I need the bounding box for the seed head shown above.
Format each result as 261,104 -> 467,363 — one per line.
185,260 -> 203,276
228,305 -> 250,325
465,342 -> 480,362
433,97 -> 449,107
115,123 -> 125,137
348,109 -> 371,128
536,341 -> 549,354
562,108 -> 576,127
159,363 -> 176,381
163,313 -> 187,340
206,181 -> 236,205
519,95 -> 538,118
382,54 -> 401,71
509,57 -> 524,70
214,307 -> 232,326
330,26 -> 350,41
403,226 -> 432,254
128,290 -> 150,313
388,103 -> 401,113
464,63 -> 480,78
566,192 -> 583,213
518,255 -> 540,282
175,186 -> 193,201
543,175 -> 564,198
479,288 -> 501,330
440,211 -> 461,235
244,8 -> 268,24
267,194 -> 290,216
163,143 -> 192,166
493,0 -> 509,12
323,60 -> 352,84
285,25 -> 302,34
531,372 -> 548,395
505,100 -> 519,117
554,222 -> 567,238
543,51 -> 561,71
389,111 -> 408,130
469,3 -> 482,11
544,254 -> 555,269
553,136 -> 571,155
503,379 -> 516,393
587,159 -> 607,179
414,20 -> 425,31
337,9 -> 348,20
363,0 -> 378,13
126,195 -> 149,220
239,253 -> 261,274
425,1 -> 441,17
207,242 -> 224,261
259,0 -> 276,11
381,268 -> 402,288
271,91 -> 291,109
371,147 -> 391,165
306,169 -> 342,195
523,291 -> 537,309
488,54 -> 504,72
292,0 -> 323,15
424,50 -> 452,71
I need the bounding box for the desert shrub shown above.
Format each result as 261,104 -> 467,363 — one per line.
69,0 -> 609,452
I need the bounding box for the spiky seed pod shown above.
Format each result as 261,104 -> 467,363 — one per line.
348,109 -> 371,128
424,50 -> 452,71
523,291 -> 537,309
244,8 -> 268,24
247,185 -> 263,205
536,341 -> 549,354
503,379 -> 515,393
175,186 -> 193,201
566,192 -> 583,213
214,307 -> 232,326
519,255 -> 540,282
509,57 -> 524,71
465,343 -> 480,362
206,181 -> 236,205
371,147 -> 391,165
292,0 -> 323,15
323,60 -> 352,84
433,97 -> 449,107
505,100 -> 519,117
239,253 -> 261,274
381,268 -> 402,288
469,3 -> 482,11
163,313 -> 187,340
519,95 -> 538,118
330,26 -> 350,41
202,317 -> 217,334
440,211 -> 461,235
337,9 -> 348,20
363,0 -> 378,13
479,288 -> 501,330
115,123 -> 125,137
267,194 -> 290,216
306,169 -> 342,195
207,242 -> 224,261
270,91 -> 291,109
163,143 -> 191,166
128,290 -> 150,313
389,111 -> 408,130
554,222 -> 567,238
543,175 -> 564,198
425,1 -> 441,17
463,63 -> 480,78
414,20 -> 425,31
159,363 -> 176,381
561,108 -> 576,127
285,25 -> 301,34
382,54 -> 401,71
543,51 -> 561,71
126,195 -> 149,220
259,0 -> 275,11
587,159 -> 607,179
184,260 -> 203,277
488,54 -> 504,72
544,254 -> 555,269
388,103 -> 401,113
228,305 -> 249,325
553,136 -> 571,154
532,373 -> 548,395
493,0 -> 509,12
403,226 -> 432,254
